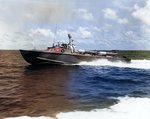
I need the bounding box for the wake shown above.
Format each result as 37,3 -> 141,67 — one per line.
77,59 -> 150,69
5,97 -> 150,119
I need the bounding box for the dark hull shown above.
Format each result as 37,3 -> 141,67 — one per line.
20,50 -> 131,65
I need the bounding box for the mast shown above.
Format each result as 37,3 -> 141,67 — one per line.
53,20 -> 58,46
68,34 -> 72,44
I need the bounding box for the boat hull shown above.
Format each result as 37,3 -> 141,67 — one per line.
20,49 -> 131,65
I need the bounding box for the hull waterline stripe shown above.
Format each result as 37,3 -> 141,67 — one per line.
36,57 -> 70,64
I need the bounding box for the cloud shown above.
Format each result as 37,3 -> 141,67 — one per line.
132,0 -> 150,26
27,28 -> 56,49
0,0 -> 150,50
126,31 -> 134,36
74,9 -> 95,21
102,24 -> 113,32
23,2 -> 73,23
23,13 -> 34,20
0,0 -> 74,49
102,8 -> 118,21
0,28 -> 55,49
113,0 -> 134,10
77,27 -> 93,38
141,25 -> 150,33
118,18 -> 128,24
54,27 -> 93,44
92,27 -> 101,32
0,0 -> 73,30
30,28 -> 54,37
102,8 -> 128,25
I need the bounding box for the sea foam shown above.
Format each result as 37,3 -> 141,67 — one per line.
77,59 -> 150,69
5,97 -> 150,119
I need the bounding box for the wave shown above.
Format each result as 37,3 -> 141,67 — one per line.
77,59 -> 150,69
5,97 -> 150,119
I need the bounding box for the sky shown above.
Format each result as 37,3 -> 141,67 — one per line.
0,0 -> 150,50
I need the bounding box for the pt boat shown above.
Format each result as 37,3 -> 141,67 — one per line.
20,34 -> 131,65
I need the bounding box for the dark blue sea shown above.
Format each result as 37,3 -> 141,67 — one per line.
1,51 -> 150,119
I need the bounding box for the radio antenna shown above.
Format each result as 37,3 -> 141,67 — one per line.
53,20 -> 58,46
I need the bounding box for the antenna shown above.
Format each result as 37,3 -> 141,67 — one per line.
53,20 -> 58,46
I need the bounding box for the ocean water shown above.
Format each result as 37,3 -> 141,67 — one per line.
0,50 -> 150,119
